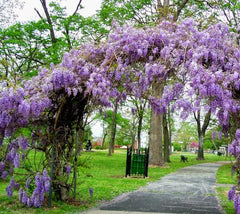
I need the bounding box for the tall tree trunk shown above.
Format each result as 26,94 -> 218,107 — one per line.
194,109 -> 211,160
108,99 -> 118,156
149,110 -> 164,165
102,131 -> 107,148
167,106 -> 172,154
149,80 -> 165,166
197,132 -> 205,160
163,113 -> 170,162
149,0 -> 189,165
73,125 -> 84,199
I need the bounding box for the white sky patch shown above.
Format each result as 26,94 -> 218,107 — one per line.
16,0 -> 102,23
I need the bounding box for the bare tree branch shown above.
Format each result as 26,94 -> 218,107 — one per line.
193,110 -> 201,137
173,0 -> 189,21
34,8 -> 44,19
222,8 -> 232,25
201,109 -> 211,134
72,0 -> 83,16
39,0 -> 57,44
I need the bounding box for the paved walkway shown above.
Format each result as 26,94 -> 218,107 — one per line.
81,162 -> 229,214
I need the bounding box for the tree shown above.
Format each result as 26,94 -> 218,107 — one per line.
0,21 -> 55,80
163,105 -> 175,162
0,0 -> 89,81
204,130 -> 228,150
108,99 -> 118,155
127,97 -> 149,148
172,142 -> 181,151
163,112 -> 170,162
206,0 -> 240,30
173,122 -> 198,150
115,107 -> 138,147
194,110 -> 211,160
98,0 -> 217,166
83,125 -> 93,142
94,108 -> 133,150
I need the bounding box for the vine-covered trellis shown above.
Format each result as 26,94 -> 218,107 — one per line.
0,18 -> 240,212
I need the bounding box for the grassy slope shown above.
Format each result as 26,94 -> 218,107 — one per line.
0,150 -> 236,214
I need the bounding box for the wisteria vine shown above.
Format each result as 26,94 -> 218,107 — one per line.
0,18 -> 240,210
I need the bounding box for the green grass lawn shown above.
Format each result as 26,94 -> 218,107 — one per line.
216,162 -> 236,214
0,150 -> 236,214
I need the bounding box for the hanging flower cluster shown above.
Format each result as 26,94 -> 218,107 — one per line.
228,130 -> 240,212
19,169 -> 50,207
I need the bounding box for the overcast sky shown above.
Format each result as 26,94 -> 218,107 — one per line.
17,0 -> 102,22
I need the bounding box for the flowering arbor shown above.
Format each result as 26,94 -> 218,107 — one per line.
0,18 -> 240,211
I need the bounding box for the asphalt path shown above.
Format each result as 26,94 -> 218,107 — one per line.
82,162 -> 229,214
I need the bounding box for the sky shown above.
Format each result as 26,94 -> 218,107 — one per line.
17,0 -> 103,22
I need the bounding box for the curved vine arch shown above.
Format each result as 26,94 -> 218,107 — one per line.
0,18 -> 240,209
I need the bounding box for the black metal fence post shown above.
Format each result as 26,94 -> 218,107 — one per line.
144,147 -> 149,178
125,146 -> 132,177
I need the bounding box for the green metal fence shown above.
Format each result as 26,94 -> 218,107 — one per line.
125,146 -> 149,178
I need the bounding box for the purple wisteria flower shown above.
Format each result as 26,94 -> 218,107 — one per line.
26,178 -> 31,189
19,169 -> 50,207
218,131 -> 222,140
18,136 -> 29,150
234,194 -> 240,214
13,154 -> 20,168
131,108 -> 137,115
22,190 -> 29,205
42,169 -> 50,192
236,129 -> 240,139
89,188 -> 93,197
65,165 -> 71,176
6,185 -> 13,197
6,177 -> 19,197
0,162 -> 5,172
19,188 -> 30,206
229,186 -> 236,200
19,188 -> 23,202
1,171 -> 7,179
211,131 -> 216,140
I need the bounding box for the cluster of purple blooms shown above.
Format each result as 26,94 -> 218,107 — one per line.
6,177 -> 19,197
211,131 -> 222,140
228,130 -> 240,213
0,162 -> 7,179
19,169 -> 50,207
228,130 -> 240,158
0,18 -> 240,209
0,136 -> 29,180
65,165 -> 71,176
